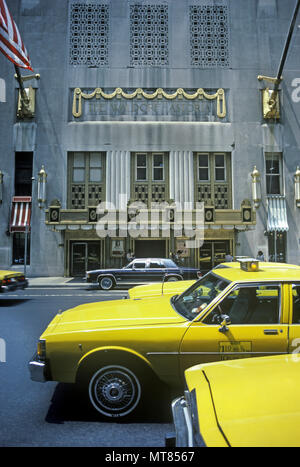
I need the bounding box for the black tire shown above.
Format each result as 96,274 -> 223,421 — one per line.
98,276 -> 115,290
87,364 -> 142,418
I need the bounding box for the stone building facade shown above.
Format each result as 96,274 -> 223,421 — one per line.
0,0 -> 299,276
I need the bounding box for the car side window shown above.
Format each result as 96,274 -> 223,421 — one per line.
133,262 -> 146,269
204,284 -> 281,325
292,284 -> 300,324
149,262 -> 164,268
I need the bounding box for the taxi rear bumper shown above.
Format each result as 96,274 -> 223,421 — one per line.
0,278 -> 28,293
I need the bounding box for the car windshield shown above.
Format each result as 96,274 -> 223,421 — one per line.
172,272 -> 230,320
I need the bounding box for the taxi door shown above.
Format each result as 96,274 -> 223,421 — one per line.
287,283 -> 300,354
179,282 -> 289,374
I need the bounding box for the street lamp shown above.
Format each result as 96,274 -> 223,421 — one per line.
37,165 -> 47,207
295,166 -> 300,208
251,166 -> 261,209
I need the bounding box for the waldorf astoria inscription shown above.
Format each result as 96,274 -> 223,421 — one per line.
72,87 -> 227,122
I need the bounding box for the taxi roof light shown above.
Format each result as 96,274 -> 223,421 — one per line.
237,258 -> 259,272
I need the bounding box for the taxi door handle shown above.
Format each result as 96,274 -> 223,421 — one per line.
264,329 -> 279,335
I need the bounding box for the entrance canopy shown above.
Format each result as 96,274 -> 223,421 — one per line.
267,195 -> 289,232
10,196 -> 32,233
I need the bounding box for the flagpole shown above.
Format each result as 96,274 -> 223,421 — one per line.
14,64 -> 29,103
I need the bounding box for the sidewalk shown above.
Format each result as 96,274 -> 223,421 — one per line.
27,277 -> 132,290
27,277 -> 87,288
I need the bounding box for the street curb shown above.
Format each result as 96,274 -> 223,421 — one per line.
27,284 -> 131,291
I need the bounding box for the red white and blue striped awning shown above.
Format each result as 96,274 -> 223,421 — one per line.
10,196 -> 31,232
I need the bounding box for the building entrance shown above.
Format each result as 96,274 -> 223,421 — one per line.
70,241 -> 101,276
199,240 -> 231,273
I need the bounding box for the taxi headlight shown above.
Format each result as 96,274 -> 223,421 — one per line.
37,339 -> 46,361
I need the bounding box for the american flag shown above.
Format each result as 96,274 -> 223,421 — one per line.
0,0 -> 33,70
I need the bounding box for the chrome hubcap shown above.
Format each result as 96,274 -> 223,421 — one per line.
89,365 -> 141,417
100,277 -> 113,289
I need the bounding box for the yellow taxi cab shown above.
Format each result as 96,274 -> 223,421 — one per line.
0,269 -> 28,293
169,353 -> 300,447
29,259 -> 300,419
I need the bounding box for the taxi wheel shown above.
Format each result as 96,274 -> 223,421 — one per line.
87,364 -> 142,418
98,276 -> 115,290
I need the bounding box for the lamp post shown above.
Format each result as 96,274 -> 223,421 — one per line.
294,166 -> 300,208
251,166 -> 261,209
37,165 -> 47,208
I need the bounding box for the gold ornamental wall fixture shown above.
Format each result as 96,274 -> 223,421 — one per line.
258,75 -> 281,120
72,87 -> 226,118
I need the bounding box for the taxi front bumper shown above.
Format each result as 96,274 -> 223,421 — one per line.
170,396 -> 206,447
28,354 -> 48,383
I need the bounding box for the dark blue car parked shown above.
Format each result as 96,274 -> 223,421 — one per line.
86,258 -> 201,290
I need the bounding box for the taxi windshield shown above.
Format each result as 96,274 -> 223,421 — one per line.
172,272 -> 230,320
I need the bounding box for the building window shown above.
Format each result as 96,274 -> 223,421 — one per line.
198,154 -> 210,181
12,233 -> 30,265
68,152 -> 105,208
194,152 -> 232,208
189,4 -> 230,68
265,153 -> 282,195
130,4 -> 169,66
15,152 -> 33,196
69,3 -> 109,66
132,152 -> 169,205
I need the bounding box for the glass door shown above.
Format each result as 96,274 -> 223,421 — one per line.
71,241 -> 101,276
71,242 -> 87,277
268,232 -> 286,262
199,240 -> 231,273
87,242 -> 101,271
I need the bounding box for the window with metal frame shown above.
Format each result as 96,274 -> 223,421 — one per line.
132,152 -> 169,206
265,153 -> 283,195
68,152 -> 105,208
194,152 -> 231,208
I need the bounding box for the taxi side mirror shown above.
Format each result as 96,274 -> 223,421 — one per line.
218,314 -> 231,333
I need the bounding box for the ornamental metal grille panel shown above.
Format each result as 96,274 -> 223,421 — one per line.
130,4 -> 169,66
71,183 -> 104,208
197,184 -> 212,205
190,4 -> 230,67
214,184 -> 229,208
133,183 -> 166,203
196,184 -> 229,208
88,184 -> 103,205
71,184 -> 86,208
69,3 -> 109,66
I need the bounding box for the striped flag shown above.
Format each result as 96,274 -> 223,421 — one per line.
0,0 -> 33,70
